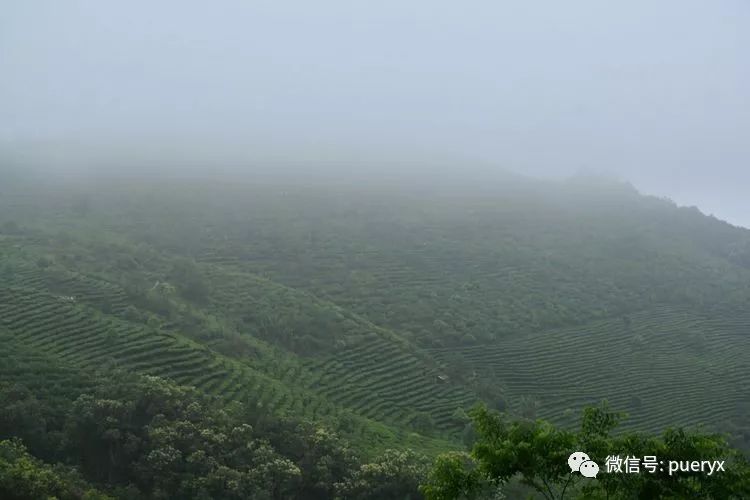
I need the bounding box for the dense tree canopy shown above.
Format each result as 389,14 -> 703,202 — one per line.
422,405 -> 750,499
0,372 -> 430,500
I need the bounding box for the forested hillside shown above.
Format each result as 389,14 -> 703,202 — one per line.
2,168 -> 750,498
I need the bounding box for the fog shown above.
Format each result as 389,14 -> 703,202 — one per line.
2,1 -> 749,226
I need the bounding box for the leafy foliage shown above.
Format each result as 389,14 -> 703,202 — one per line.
334,449 -> 430,500
0,438 -> 111,500
422,404 -> 750,499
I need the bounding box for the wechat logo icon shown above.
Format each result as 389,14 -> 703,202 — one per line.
569,451 -> 600,478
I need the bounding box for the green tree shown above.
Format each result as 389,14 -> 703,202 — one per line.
421,452 -> 491,500
0,439 -> 111,500
336,449 -> 430,500
422,404 -> 750,500
0,384 -> 49,456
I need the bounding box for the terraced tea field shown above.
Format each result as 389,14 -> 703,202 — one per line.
0,270 -> 459,453
5,176 -> 750,466
5,264 -> 130,315
198,253 -> 750,438
0,286 -> 347,422
0,327 -> 96,403
206,265 -> 481,431
307,335 -> 479,430
428,306 -> 750,433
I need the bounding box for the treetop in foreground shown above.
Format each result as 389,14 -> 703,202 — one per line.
422,404 -> 750,499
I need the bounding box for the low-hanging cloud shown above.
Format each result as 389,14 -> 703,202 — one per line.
1,0 -> 748,225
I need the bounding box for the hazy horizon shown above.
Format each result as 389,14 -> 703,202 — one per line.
2,1 -> 749,226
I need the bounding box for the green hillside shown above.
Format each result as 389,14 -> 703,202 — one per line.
2,170 -> 750,498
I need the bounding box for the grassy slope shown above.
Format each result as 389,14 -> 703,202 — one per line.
429,305 -> 750,432
2,172 -> 750,453
0,237 -> 457,456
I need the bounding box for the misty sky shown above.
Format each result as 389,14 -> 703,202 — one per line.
2,1 -> 749,226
